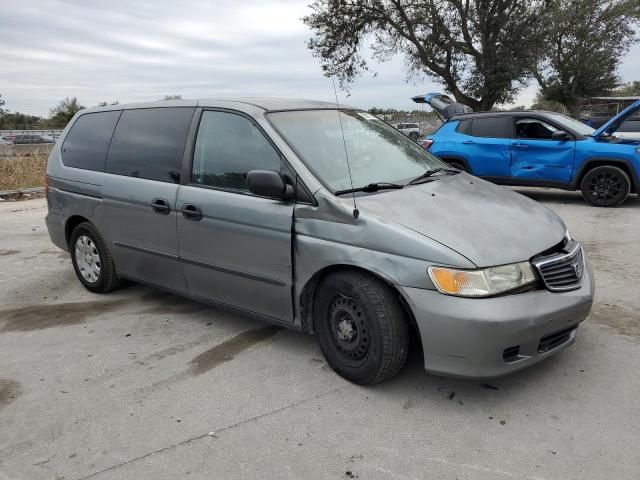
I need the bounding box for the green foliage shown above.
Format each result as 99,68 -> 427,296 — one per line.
530,91 -> 569,114
96,101 -> 120,107
0,112 -> 45,129
530,0 -> 640,117
49,97 -> 85,128
304,0 -> 543,111
612,81 -> 640,96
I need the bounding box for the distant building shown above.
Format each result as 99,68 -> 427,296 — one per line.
582,96 -> 640,126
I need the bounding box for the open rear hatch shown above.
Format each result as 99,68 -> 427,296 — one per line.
412,92 -> 473,121
592,99 -> 640,137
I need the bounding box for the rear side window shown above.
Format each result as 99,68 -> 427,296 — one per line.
105,107 -> 195,183
470,117 -> 511,138
455,119 -> 472,134
191,110 -> 282,191
62,111 -> 121,171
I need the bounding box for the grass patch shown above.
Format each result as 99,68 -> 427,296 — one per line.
0,152 -> 48,191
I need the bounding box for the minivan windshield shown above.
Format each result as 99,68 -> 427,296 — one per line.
545,112 -> 596,136
268,110 -> 446,192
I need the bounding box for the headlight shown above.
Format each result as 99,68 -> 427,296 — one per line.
428,262 -> 537,297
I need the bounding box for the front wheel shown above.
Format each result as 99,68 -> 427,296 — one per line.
580,165 -> 630,207
314,271 -> 409,384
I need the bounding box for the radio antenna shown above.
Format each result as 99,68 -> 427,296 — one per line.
332,77 -> 359,219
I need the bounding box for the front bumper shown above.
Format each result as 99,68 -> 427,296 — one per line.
398,263 -> 595,378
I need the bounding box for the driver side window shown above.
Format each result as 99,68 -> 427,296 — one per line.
192,110 -> 282,191
515,118 -> 559,140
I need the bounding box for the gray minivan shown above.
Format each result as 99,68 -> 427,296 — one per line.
45,98 -> 594,384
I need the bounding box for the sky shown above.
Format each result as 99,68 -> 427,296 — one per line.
1,0 -> 639,117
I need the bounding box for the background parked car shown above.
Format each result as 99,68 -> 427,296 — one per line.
414,93 -> 640,207
394,122 -> 421,140
12,134 -> 55,144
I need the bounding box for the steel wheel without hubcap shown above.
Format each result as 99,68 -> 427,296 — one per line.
329,295 -> 370,367
75,235 -> 101,283
581,166 -> 630,207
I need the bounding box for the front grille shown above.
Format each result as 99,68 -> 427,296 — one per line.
532,241 -> 584,292
538,326 -> 577,353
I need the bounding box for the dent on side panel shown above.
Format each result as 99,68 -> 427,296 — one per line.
292,192 -> 473,326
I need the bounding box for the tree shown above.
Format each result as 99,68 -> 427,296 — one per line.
304,0 -> 543,111
530,91 -> 569,114
96,101 -> 120,107
50,97 -> 85,127
0,93 -> 5,116
613,81 -> 640,96
529,0 -> 640,117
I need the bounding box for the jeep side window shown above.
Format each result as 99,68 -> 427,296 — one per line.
191,110 -> 282,192
515,118 -> 558,140
469,117 -> 510,138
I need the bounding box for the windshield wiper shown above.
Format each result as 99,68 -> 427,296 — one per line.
335,182 -> 405,196
405,167 -> 460,186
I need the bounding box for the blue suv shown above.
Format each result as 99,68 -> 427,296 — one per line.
414,93 -> 640,207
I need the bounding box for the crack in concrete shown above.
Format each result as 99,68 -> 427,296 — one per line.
74,387 -> 341,480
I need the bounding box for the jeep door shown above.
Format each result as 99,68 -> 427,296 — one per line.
510,116 -> 575,183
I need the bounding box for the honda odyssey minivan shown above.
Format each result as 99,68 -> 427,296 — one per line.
45,98 -> 595,384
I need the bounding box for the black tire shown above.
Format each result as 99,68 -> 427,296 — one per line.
580,165 -> 631,207
443,160 -> 468,173
409,131 -> 420,141
314,271 -> 409,384
69,222 -> 122,293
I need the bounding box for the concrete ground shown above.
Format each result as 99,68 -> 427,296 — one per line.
1,190 -> 639,480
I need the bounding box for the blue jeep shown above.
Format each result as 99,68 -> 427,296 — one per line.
414,93 -> 640,207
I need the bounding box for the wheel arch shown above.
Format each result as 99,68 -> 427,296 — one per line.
65,215 -> 91,247
439,155 -> 472,173
574,158 -> 638,193
299,264 -> 421,349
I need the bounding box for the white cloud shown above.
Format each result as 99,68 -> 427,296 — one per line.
1,0 -> 637,116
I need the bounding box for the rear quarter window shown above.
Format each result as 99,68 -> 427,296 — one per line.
455,119 -> 472,135
105,107 -> 195,183
62,111 -> 122,171
470,116 -> 511,138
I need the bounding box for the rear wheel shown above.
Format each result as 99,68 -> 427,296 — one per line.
314,271 -> 409,384
70,222 -> 122,293
444,160 -> 469,173
409,131 -> 420,141
580,165 -> 630,207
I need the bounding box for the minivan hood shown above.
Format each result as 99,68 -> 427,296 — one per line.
354,173 -> 566,268
592,99 -> 640,137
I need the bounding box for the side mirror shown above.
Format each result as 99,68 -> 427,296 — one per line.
247,170 -> 291,199
552,130 -> 571,141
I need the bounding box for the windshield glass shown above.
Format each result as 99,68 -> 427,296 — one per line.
545,112 -> 596,136
268,110 -> 446,192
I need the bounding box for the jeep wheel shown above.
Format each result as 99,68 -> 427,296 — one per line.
580,166 -> 630,207
314,271 -> 409,384
445,160 -> 469,173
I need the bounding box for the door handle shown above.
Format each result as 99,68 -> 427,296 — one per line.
513,143 -> 529,149
181,204 -> 203,221
151,198 -> 171,215
462,140 -> 475,144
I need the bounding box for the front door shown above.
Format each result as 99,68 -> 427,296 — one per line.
176,110 -> 295,322
510,117 -> 575,183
